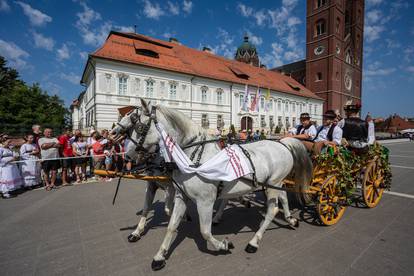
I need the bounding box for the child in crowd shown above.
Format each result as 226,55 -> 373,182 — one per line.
72,135 -> 88,183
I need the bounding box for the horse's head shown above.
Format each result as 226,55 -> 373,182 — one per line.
122,98 -> 161,162
109,106 -> 142,143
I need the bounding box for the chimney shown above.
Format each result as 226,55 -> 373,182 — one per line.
202,46 -> 212,53
169,37 -> 180,45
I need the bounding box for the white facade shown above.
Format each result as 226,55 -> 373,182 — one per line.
72,58 -> 323,133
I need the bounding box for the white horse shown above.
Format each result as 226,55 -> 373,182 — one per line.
117,99 -> 313,271
110,111 -> 176,243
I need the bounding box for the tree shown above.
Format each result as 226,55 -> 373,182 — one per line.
0,56 -> 69,136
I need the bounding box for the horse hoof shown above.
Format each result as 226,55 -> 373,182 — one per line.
228,242 -> 235,250
294,220 -> 299,228
245,243 -> 258,254
127,233 -> 140,243
151,259 -> 166,271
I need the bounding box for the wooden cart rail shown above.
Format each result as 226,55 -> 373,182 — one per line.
93,170 -> 171,182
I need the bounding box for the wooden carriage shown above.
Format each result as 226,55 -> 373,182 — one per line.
283,142 -> 392,225
95,142 -> 391,226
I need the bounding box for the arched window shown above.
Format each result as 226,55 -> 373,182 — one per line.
315,19 -> 326,36
145,78 -> 154,97
260,97 -> 265,110
316,0 -> 327,9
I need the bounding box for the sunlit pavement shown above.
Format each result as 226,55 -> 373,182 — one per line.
1,142 -> 414,275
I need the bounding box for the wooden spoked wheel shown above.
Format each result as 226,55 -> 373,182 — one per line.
362,160 -> 385,208
316,175 -> 347,226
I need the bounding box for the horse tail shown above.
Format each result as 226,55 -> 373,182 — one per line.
280,138 -> 313,198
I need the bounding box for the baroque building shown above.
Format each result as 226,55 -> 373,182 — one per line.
71,31 -> 323,133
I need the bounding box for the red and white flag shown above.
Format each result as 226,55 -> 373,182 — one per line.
156,123 -> 253,181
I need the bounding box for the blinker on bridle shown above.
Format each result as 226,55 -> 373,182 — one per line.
116,105 -> 158,155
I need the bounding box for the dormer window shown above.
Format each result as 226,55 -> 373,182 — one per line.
136,48 -> 159,58
228,66 -> 249,80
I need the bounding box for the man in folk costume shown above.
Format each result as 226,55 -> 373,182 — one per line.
338,100 -> 369,152
301,110 -> 343,156
288,112 -> 317,141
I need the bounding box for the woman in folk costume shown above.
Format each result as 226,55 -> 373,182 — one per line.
20,134 -> 41,189
0,134 -> 23,198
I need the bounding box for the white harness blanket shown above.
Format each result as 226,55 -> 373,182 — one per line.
156,124 -> 253,182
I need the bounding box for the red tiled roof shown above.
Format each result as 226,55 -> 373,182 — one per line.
376,115 -> 414,132
88,31 -> 322,101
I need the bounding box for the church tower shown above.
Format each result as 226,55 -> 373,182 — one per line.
235,35 -> 260,67
305,0 -> 364,114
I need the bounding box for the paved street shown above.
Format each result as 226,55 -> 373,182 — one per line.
1,141 -> 414,276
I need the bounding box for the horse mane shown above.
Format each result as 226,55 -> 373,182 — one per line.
156,105 -> 207,145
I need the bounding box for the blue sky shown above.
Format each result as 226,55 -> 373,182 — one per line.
0,0 -> 413,117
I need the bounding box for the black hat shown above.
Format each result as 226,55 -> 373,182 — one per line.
323,110 -> 337,119
344,100 -> 361,112
299,113 -> 311,120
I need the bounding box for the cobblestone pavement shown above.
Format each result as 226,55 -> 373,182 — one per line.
1,142 -> 414,276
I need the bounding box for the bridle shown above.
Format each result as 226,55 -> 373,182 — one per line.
116,105 -> 158,156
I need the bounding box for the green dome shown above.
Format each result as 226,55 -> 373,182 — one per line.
235,35 -> 257,58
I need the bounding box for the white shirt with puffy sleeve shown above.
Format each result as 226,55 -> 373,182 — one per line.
314,124 -> 343,145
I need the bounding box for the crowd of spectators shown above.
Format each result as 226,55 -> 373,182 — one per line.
0,125 -> 129,199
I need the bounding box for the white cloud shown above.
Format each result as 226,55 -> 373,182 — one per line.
366,10 -> 382,24
143,0 -> 164,19
32,31 -> 54,51
182,0 -> 193,14
237,3 -> 267,26
0,0 -> 10,12
0,39 -> 29,69
365,62 -> 396,76
364,25 -> 385,42
75,3 -> 132,46
253,10 -> 266,26
15,1 -> 52,26
115,25 -> 134,33
366,0 -> 383,5
202,28 -> 236,59
261,42 -> 284,68
77,2 -> 101,26
167,1 -> 179,15
56,44 -> 70,61
246,31 -> 262,46
237,3 -> 253,17
262,0 -> 303,67
282,0 -> 298,8
60,72 -> 79,84
364,67 -> 396,76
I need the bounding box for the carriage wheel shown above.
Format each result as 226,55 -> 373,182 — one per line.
316,175 -> 347,226
362,160 -> 384,208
